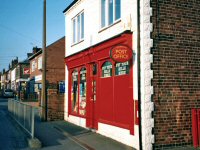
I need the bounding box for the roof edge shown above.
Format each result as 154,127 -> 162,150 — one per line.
28,50 -> 42,60
63,0 -> 78,13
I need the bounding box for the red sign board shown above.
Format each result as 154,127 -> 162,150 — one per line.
23,68 -> 30,75
110,44 -> 133,62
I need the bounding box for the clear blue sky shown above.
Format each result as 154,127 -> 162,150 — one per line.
0,0 -> 73,72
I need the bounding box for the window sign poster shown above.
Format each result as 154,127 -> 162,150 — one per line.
80,68 -> 86,81
59,81 -> 65,93
102,62 -> 112,77
115,61 -> 129,75
79,82 -> 86,115
72,70 -> 78,81
72,82 -> 78,113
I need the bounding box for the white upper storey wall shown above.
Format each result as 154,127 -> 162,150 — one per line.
64,0 -> 136,57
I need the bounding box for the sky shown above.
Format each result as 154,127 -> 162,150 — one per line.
0,0 -> 73,72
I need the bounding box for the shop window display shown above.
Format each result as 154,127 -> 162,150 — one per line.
79,67 -> 87,115
72,69 -> 78,113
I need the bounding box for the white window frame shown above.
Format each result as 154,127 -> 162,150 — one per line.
100,0 -> 121,29
72,11 -> 84,45
32,61 -> 36,72
38,56 -> 42,70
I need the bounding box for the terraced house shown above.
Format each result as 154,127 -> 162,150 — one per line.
63,0 -> 200,149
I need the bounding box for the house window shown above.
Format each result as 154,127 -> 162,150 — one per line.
38,57 -> 42,70
32,61 -> 36,72
72,12 -> 84,44
101,0 -> 121,28
102,61 -> 112,77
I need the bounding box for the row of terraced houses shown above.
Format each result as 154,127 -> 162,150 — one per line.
1,0 -> 200,149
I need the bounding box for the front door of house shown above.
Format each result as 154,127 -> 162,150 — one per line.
86,63 -> 98,129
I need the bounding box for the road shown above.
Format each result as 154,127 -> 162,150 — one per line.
0,97 -> 28,150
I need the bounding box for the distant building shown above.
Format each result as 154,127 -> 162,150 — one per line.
15,58 -> 30,100
28,47 -> 43,101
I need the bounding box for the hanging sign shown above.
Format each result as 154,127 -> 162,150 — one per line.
110,44 -> 133,62
23,68 -> 30,75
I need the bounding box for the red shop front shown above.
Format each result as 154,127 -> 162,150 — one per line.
65,32 -> 135,135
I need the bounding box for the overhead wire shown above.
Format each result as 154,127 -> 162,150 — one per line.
0,24 -> 40,43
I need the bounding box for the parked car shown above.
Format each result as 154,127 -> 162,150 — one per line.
3,89 -> 14,98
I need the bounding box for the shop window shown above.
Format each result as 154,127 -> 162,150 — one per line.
115,61 -> 129,76
102,61 -> 112,77
79,67 -> 87,115
71,69 -> 78,113
101,0 -> 121,28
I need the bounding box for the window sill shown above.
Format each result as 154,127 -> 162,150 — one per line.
98,19 -> 121,33
71,39 -> 84,47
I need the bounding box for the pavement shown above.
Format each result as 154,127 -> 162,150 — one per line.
32,117 -> 134,150
0,98 -> 29,150
1,97 -> 200,150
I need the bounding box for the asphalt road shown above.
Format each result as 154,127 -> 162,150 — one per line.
0,97 -> 28,150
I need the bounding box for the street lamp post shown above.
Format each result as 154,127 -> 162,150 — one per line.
41,0 -> 47,121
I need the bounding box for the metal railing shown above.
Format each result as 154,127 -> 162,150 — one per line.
8,99 -> 36,138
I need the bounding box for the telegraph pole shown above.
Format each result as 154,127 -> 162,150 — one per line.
41,0 -> 47,121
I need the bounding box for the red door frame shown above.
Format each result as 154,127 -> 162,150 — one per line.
86,63 -> 98,129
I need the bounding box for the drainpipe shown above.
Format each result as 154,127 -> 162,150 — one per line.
137,0 -> 142,149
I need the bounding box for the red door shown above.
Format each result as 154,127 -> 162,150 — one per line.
86,63 -> 98,129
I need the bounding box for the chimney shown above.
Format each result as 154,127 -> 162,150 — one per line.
32,46 -> 41,54
13,58 -> 18,66
27,53 -> 33,58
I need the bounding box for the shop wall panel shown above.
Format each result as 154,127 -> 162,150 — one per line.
99,77 -> 114,123
114,75 -> 131,129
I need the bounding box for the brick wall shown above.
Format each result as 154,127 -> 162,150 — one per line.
46,37 -> 65,121
46,37 -> 65,84
47,88 -> 64,121
151,0 -> 200,149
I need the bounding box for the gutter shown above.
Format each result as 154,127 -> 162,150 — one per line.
137,0 -> 142,149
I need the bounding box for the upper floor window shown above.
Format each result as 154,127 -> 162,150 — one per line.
38,56 -> 42,70
101,0 -> 121,28
32,61 -> 36,72
72,11 -> 84,44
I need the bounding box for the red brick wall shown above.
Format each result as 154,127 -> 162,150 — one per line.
151,0 -> 200,149
46,37 -> 65,84
47,88 -> 64,121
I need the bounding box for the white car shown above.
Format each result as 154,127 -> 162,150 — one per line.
3,89 -> 14,98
